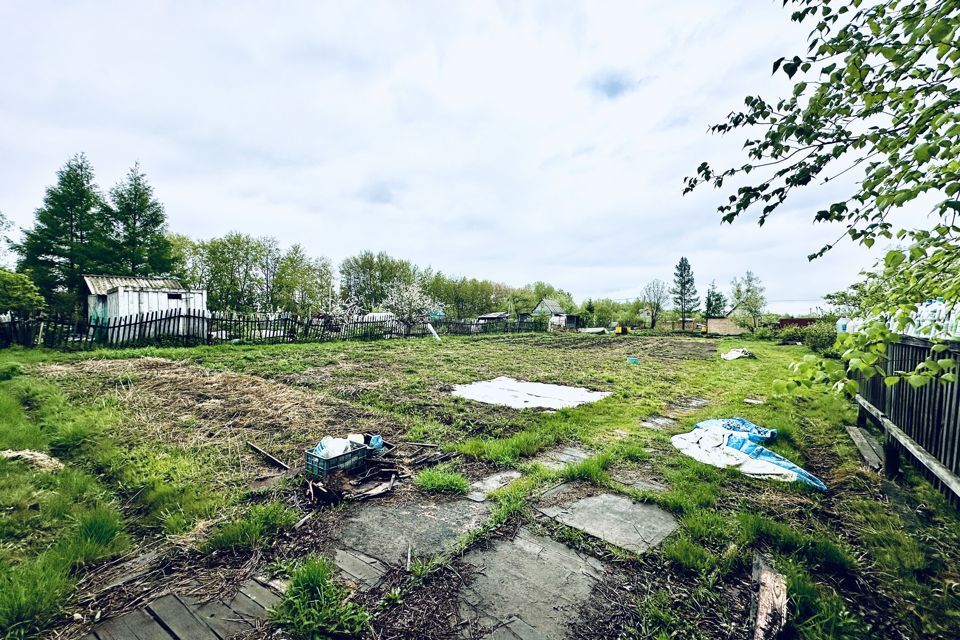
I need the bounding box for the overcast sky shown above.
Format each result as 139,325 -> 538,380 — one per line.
0,1 -> 897,314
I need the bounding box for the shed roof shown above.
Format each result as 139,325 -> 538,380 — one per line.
533,298 -> 565,314
477,311 -> 509,320
82,275 -> 185,295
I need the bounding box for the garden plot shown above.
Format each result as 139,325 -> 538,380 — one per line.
452,376 -> 610,409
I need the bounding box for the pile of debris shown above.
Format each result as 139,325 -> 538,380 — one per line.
302,440 -> 457,506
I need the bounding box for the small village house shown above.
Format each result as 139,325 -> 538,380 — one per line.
477,311 -> 509,324
705,303 -> 750,336
83,275 -> 207,322
532,298 -> 581,330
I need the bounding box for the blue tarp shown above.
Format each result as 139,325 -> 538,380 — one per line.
671,417 -> 827,491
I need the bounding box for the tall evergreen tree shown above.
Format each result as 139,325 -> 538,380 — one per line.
15,154 -> 109,312
704,280 -> 727,318
670,257 -> 699,330
101,163 -> 173,276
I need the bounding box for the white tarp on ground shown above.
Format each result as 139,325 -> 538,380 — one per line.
671,426 -> 797,482
452,377 -> 611,409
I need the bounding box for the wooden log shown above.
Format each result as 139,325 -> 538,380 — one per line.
856,394 -> 960,502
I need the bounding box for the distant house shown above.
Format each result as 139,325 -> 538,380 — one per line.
532,298 -> 581,330
477,311 -> 509,324
778,317 -> 816,329
82,275 -> 206,322
705,303 -> 749,336
362,312 -> 396,322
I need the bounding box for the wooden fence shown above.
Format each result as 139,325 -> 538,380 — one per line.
0,310 -> 547,351
856,335 -> 960,507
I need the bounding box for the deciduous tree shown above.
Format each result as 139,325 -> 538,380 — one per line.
0,269 -> 45,313
685,0 -> 960,389
641,279 -> 669,329
730,271 -> 767,329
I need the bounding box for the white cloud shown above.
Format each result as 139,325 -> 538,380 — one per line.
0,0 -> 920,313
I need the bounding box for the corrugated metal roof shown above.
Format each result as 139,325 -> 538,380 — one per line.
82,275 -> 185,295
533,298 -> 565,314
477,311 -> 509,320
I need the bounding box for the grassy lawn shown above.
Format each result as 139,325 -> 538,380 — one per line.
0,333 -> 958,639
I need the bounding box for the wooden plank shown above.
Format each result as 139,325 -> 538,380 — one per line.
245,441 -> 290,470
239,579 -> 282,610
752,554 -> 787,640
116,608 -> 174,640
856,394 -> 960,502
226,591 -> 268,621
845,426 -> 883,471
89,618 -> 129,640
146,595 -> 218,640
181,595 -> 252,640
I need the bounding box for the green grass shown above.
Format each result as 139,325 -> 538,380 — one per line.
560,452 -> 612,484
205,501 -> 298,552
0,505 -> 126,639
269,554 -> 371,638
414,464 -> 470,494
662,534 -> 717,574
2,335 -> 959,638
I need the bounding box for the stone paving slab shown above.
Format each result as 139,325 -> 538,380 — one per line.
539,493 -> 677,554
639,415 -> 677,430
533,446 -> 590,470
611,468 -> 667,493
337,500 -> 490,567
459,527 -> 606,639
466,470 -> 523,502
667,396 -> 709,414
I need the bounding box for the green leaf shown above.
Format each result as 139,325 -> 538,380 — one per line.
907,374 -> 928,388
884,376 -> 900,387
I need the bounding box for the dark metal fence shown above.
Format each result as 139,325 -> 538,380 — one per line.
0,310 -> 547,351
856,335 -> 960,506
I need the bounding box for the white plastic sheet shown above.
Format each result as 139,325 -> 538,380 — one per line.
671,425 -> 798,482
451,376 -> 610,409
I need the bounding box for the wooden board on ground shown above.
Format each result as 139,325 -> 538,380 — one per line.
146,595 -> 218,640
752,554 -> 787,640
182,596 -> 253,640
845,425 -> 884,471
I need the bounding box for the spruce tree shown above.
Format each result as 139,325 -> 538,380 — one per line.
704,280 -> 727,318
670,257 -> 699,330
101,163 -> 173,276
15,153 -> 109,312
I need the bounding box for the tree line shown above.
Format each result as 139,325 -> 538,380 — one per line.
2,155 -> 769,327
577,258 -> 768,330
0,155 -> 577,319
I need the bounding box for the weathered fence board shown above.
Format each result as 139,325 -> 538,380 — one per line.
0,311 -> 546,351
857,335 -> 960,506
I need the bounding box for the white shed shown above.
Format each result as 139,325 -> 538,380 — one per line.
83,275 -> 207,322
